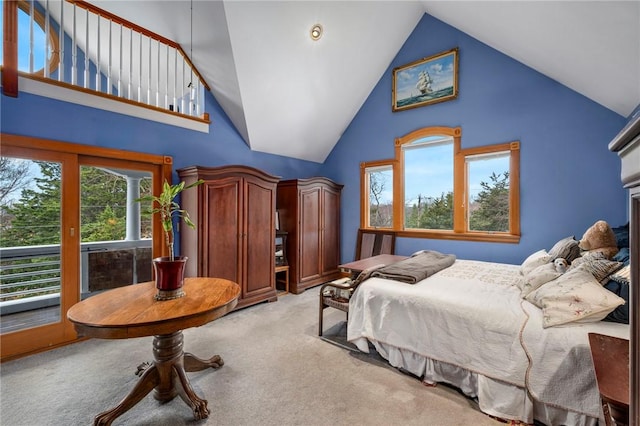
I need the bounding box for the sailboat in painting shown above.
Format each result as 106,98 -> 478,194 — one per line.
416,70 -> 433,95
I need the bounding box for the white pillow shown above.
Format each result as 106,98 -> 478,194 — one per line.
520,249 -> 552,277
525,264 -> 625,328
521,262 -> 561,298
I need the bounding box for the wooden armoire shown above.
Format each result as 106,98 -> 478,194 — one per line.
277,177 -> 343,294
177,165 -> 279,309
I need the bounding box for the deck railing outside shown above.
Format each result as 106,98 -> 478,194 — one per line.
0,239 -> 152,315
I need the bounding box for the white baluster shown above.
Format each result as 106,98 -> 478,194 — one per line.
165,44 -> 169,109
118,23 -> 123,97
84,8 -> 89,88
190,71 -> 195,116
59,0 -> 64,82
156,39 -> 160,107
180,56 -> 186,114
95,16 -> 101,91
198,80 -> 204,117
29,1 -> 34,73
147,36 -> 152,105
44,0 -> 50,78
173,48 -> 177,112
107,19 -> 112,95
128,27 -> 133,100
138,32 -> 142,102
71,4 -> 77,85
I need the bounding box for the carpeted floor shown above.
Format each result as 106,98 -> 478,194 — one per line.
1,287 -> 500,426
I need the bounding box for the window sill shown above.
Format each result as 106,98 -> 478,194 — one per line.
15,74 -> 210,133
396,229 -> 521,244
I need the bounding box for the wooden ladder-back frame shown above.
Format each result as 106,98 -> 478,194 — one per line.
355,228 -> 396,260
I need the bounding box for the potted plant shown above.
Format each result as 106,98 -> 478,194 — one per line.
137,178 -> 203,300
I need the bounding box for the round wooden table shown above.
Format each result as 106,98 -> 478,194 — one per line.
67,277 -> 240,426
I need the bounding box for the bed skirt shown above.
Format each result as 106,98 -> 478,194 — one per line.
353,337 -> 600,426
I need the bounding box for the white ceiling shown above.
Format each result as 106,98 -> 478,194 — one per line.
90,1 -> 640,163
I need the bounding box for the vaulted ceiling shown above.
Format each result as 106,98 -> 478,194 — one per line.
91,1 -> 640,163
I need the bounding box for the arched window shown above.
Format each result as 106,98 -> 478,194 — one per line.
0,0 -> 59,75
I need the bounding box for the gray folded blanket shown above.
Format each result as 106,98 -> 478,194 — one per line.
367,250 -> 456,284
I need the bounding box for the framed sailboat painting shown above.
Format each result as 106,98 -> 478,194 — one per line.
392,48 -> 459,112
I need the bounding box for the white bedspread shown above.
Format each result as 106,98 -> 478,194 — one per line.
520,302 -> 629,418
347,259 -> 630,421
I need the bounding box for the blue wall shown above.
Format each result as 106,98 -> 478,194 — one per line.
0,81 -> 321,180
1,12 -> 629,266
323,14 -> 628,264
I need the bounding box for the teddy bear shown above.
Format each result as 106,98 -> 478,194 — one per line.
578,220 -> 619,259
553,258 -> 568,273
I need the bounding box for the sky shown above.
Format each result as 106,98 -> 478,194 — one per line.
0,6 -> 47,71
371,141 -> 510,206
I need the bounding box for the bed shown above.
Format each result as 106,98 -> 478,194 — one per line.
346,236 -> 630,425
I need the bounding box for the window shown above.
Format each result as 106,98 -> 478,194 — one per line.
0,0 -> 59,74
360,126 -> 520,243
402,134 -> 454,230
361,160 -> 394,228
466,151 -> 510,232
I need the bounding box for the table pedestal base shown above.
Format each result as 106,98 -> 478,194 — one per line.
94,331 -> 223,426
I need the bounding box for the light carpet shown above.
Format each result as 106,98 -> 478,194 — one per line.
1,287 -> 499,426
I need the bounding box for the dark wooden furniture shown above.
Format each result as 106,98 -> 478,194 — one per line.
588,333 -> 630,426
275,264 -> 289,293
67,277 -> 240,426
608,111 -> 639,424
178,165 -> 278,309
277,177 -> 344,294
319,254 -> 408,336
355,228 -> 396,260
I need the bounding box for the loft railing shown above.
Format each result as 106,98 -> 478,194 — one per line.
2,0 -> 209,121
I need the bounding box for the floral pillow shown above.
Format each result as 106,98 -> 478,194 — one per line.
520,249 -> 552,278
525,264 -> 625,328
521,262 -> 562,298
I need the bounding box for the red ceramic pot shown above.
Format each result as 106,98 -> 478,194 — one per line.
152,256 -> 188,300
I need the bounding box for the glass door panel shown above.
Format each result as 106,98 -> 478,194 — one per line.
0,157 -> 63,334
79,166 -> 153,300
0,136 -> 169,361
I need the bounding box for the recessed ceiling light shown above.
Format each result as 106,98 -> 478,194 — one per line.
310,24 -> 323,41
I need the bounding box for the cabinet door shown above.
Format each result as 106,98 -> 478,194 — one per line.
244,178 -> 275,298
202,178 -> 242,284
321,187 -> 341,275
299,187 -> 321,282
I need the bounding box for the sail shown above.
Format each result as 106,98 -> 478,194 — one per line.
416,70 -> 432,94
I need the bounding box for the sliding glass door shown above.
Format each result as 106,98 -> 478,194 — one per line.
78,163 -> 153,301
0,146 -> 79,357
0,135 -> 170,360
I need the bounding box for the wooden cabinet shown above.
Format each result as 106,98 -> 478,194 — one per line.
177,165 -> 279,309
277,177 -> 343,294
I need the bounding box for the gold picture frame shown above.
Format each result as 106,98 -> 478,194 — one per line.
392,48 -> 459,112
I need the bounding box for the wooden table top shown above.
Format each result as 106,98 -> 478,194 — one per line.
339,254 -> 409,273
67,277 -> 240,340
